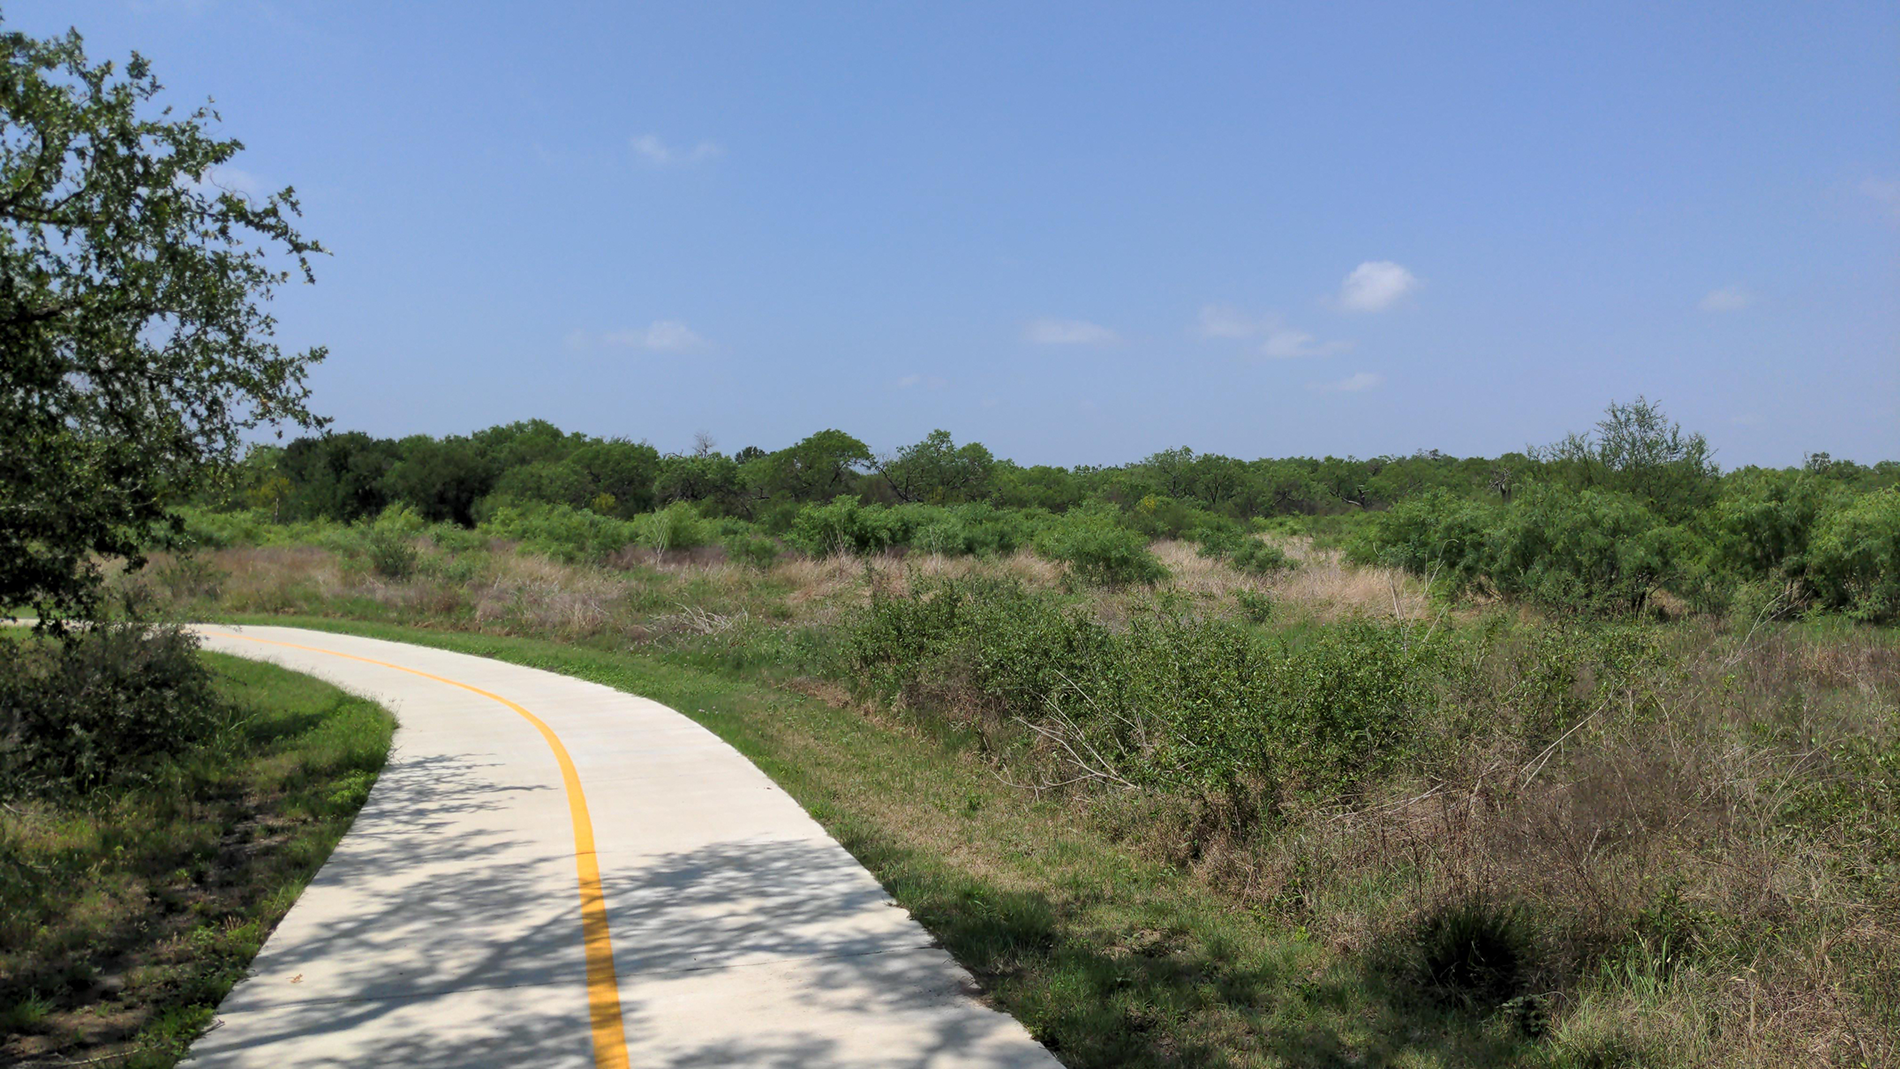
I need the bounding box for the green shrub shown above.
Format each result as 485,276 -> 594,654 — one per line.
481,503 -> 639,564
1190,523 -> 1246,560
1035,517 -> 1168,587
787,496 -> 901,556
1709,470 -> 1838,586
1806,487 -> 1900,621
0,625 -> 227,797
1487,484 -> 1695,614
844,579 -> 1452,798
724,532 -> 782,569
1348,489 -> 1497,592
1408,895 -> 1540,1012
636,501 -> 711,552
1124,495 -> 1229,541
171,505 -> 271,549
358,507 -> 425,580
1358,484 -> 1698,615
1230,536 -> 1295,576
913,503 -> 1037,557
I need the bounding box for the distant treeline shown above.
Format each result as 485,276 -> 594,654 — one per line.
189,402 -> 1899,621
206,412 -> 1897,529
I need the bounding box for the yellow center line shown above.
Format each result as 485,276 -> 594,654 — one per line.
207,630 -> 630,1069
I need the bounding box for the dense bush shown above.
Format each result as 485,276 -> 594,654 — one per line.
359,506 -> 425,579
723,532 -> 783,569
1806,487 -> 1900,621
786,496 -> 916,556
0,625 -> 227,797
636,501 -> 712,552
1035,515 -> 1169,587
1195,526 -> 1296,576
845,579 -> 1453,798
1484,484 -> 1691,614
481,503 -> 639,564
1354,483 -> 1699,614
1348,489 -> 1498,591
783,497 -> 1038,558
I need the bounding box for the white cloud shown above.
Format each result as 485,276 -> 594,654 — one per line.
632,134 -> 722,166
1335,261 -> 1419,312
1195,305 -> 1347,357
1312,371 -> 1385,392
895,373 -> 948,390
1860,177 -> 1900,221
1262,328 -> 1351,359
1025,317 -> 1118,345
1195,304 -> 1263,339
575,320 -> 710,351
1698,286 -> 1753,313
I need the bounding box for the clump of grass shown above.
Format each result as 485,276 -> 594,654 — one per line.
0,654 -> 394,1067
1408,895 -> 1540,1013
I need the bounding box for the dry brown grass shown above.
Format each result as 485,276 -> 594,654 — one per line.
1151,537 -> 1434,622
1161,621 -> 1900,1066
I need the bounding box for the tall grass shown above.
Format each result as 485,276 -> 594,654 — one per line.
0,653 -> 394,1067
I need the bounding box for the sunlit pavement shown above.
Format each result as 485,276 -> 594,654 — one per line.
186,625 -> 1059,1069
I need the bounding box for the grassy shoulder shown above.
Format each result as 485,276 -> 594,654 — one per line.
213,613 -> 1572,1068
0,651 -> 394,1068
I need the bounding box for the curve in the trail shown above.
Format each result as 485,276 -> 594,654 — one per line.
186,625 -> 1058,1069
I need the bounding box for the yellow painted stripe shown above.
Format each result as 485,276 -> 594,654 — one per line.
208,631 -> 630,1069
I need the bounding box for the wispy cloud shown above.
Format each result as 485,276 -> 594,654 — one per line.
1261,328 -> 1350,359
1698,286 -> 1754,313
1194,304 -> 1347,358
1025,317 -> 1119,345
895,373 -> 948,390
1312,371 -> 1385,392
631,134 -> 722,167
1335,261 -> 1419,312
1860,177 -> 1900,222
1195,304 -> 1263,339
570,320 -> 710,352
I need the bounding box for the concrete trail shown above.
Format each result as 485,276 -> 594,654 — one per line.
187,625 -> 1059,1069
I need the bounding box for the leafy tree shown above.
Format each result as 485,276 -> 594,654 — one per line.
486,459 -> 590,515
280,433 -> 397,522
1,24 -> 326,625
1537,398 -> 1718,522
1807,487 -> 1900,621
877,429 -> 995,504
382,435 -> 494,526
655,451 -> 746,514
472,418 -> 572,471
751,429 -> 871,504
1242,460 -> 1329,515
991,462 -> 1086,512
562,439 -> 660,517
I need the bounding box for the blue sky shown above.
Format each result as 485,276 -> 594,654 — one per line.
11,1 -> 1897,466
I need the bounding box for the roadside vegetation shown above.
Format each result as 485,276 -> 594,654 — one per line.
0,22 -> 368,1065
0,640 -> 394,1067
125,400 -> 1900,1067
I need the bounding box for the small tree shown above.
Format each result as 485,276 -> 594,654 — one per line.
877,429 -> 995,504
1,24 -> 326,628
1535,398 -> 1718,523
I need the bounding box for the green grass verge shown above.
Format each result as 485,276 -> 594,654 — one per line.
212,614 -> 1553,1068
0,652 -> 394,1068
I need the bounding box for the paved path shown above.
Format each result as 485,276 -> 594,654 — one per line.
187,625 -> 1059,1069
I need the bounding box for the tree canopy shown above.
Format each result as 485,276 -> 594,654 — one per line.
0,23 -> 325,626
